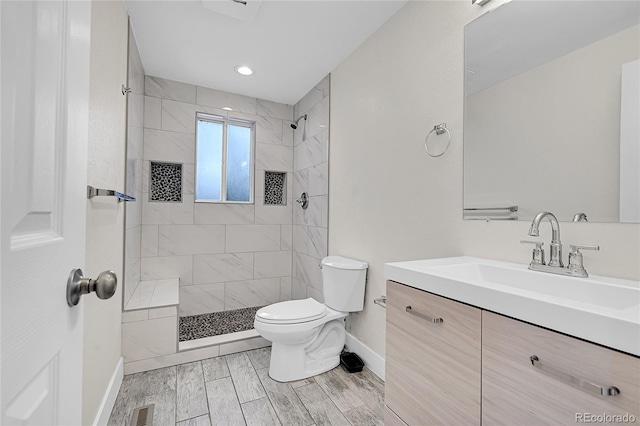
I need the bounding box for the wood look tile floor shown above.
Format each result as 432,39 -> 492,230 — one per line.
108,347 -> 385,426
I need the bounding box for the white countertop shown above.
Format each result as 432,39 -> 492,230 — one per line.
385,256 -> 640,356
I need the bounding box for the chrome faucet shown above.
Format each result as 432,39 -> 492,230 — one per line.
528,211 -> 563,267
522,211 -> 599,278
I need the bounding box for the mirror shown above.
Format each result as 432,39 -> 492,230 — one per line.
463,1 -> 640,223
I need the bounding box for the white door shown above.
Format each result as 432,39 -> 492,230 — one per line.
1,1 -> 91,425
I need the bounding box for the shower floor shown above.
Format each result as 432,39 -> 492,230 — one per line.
179,306 -> 264,342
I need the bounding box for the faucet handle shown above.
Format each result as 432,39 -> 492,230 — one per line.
568,244 -> 599,277
569,244 -> 600,253
521,240 -> 545,265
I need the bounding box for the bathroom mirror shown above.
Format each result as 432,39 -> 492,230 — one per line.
463,0 -> 640,223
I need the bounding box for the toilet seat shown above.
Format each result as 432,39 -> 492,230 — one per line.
256,298 -> 327,324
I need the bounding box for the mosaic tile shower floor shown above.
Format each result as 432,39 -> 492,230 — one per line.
179,306 -> 264,341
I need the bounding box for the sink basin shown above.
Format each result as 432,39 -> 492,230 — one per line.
385,256 -> 640,356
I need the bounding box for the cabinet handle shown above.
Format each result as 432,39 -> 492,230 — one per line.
530,355 -> 620,397
405,306 -> 443,324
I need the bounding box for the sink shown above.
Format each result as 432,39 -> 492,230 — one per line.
385,256 -> 640,356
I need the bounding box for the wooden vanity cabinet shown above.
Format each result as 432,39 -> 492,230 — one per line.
482,311 -> 640,425
385,280 -> 482,425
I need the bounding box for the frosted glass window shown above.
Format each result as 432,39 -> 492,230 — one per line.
196,113 -> 254,203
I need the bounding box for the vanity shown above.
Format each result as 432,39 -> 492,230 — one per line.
383,257 -> 640,425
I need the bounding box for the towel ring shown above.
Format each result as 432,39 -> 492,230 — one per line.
424,123 -> 451,158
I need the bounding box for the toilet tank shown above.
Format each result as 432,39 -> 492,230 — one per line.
321,256 -> 368,312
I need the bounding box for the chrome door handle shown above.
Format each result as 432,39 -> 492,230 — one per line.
66,268 -> 117,307
530,355 -> 620,397
405,306 -> 443,324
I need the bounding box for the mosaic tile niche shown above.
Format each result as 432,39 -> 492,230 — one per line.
264,171 -> 286,205
150,162 -> 182,202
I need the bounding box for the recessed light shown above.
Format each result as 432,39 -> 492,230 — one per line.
234,65 -> 253,76
222,106 -> 233,111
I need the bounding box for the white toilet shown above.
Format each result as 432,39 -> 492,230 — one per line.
254,256 -> 368,382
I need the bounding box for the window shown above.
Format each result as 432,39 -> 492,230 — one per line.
195,113 -> 254,203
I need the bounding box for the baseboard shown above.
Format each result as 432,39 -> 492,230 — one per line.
345,332 -> 385,381
94,357 -> 124,426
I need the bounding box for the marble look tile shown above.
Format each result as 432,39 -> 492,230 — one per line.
256,143 -> 293,172
292,169 -> 308,201
124,345 -> 220,375
144,96 -> 162,130
141,195 -> 195,225
145,391 -> 176,426
242,397 -> 281,426
294,75 -> 329,120
307,286 -> 324,303
179,284 -> 225,316
257,99 -> 293,120
225,352 -> 266,403
183,164 -> 195,195
256,116 -> 284,145
122,309 -> 148,323
159,224 -> 225,256
291,277 -> 306,300
177,415 -> 212,426
125,227 -> 142,265
149,306 -> 177,319
177,361 -> 209,421
226,225 -> 280,253
218,336 -> 270,356
254,250 -> 292,279
143,128 -> 194,164
162,99 -> 198,134
256,368 -> 314,426
126,280 -> 156,310
255,198 -> 292,225
141,255 -> 193,286
308,162 -> 328,196
205,377 -> 245,426
282,124 -> 294,147
294,132 -> 324,172
141,225 -> 158,257
122,316 -> 177,362
146,75 -> 196,104
292,225 -> 308,254
305,96 -> 329,142
150,279 -> 180,307
193,253 -> 253,284
294,253 -> 322,290
246,347 -> 271,370
194,203 -> 254,224
321,195 -> 328,228
202,356 -> 230,382
280,277 -> 292,301
197,86 -> 257,114
225,278 -> 280,310
294,382 -> 349,426
307,227 -> 327,259
124,261 -> 141,307
314,367 -> 364,412
305,195 -> 324,228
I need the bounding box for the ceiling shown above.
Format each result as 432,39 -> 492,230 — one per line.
125,0 -> 407,105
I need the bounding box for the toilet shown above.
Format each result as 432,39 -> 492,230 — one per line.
254,255 -> 368,382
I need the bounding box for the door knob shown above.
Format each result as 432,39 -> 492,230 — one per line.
66,268 -> 117,307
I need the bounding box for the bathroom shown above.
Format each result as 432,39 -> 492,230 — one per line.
1,0 -> 638,425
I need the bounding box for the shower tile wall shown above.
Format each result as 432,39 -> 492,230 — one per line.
292,75 -> 330,302
124,28 -> 145,307
140,76 -> 294,317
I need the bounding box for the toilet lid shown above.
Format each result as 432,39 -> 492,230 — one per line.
256,298 -> 327,324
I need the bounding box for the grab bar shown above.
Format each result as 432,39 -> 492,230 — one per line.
87,185 -> 136,202
464,206 -> 518,212
374,296 -> 387,308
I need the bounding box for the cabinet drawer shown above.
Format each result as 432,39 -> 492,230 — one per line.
483,311 -> 640,425
385,280 -> 481,425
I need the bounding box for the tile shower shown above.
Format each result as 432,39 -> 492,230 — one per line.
122,30 -> 331,371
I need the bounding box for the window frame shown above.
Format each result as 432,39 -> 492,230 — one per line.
195,112 -> 256,204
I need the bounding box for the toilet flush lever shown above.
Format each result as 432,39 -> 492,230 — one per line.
66,268 -> 117,307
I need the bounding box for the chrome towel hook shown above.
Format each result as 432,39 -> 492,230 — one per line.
424,123 -> 451,158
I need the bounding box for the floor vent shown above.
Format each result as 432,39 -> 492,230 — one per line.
130,404 -> 154,426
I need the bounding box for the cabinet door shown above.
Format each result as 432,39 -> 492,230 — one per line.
483,311 -> 640,425
385,281 -> 482,425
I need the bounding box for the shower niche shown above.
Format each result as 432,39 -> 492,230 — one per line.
264,171 -> 287,205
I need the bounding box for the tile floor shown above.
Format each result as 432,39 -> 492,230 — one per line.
108,347 -> 385,426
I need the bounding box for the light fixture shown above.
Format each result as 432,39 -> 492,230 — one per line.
472,0 -> 491,5
222,106 -> 233,111
234,65 -> 253,76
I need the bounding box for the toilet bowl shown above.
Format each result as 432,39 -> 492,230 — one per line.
254,256 -> 368,382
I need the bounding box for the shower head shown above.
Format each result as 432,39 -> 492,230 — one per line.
291,114 -> 307,130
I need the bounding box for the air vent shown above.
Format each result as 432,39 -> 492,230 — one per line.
130,404 -> 154,426
202,0 -> 263,22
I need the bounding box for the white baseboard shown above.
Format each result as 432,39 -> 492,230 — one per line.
345,332 -> 385,381
94,357 -> 124,426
